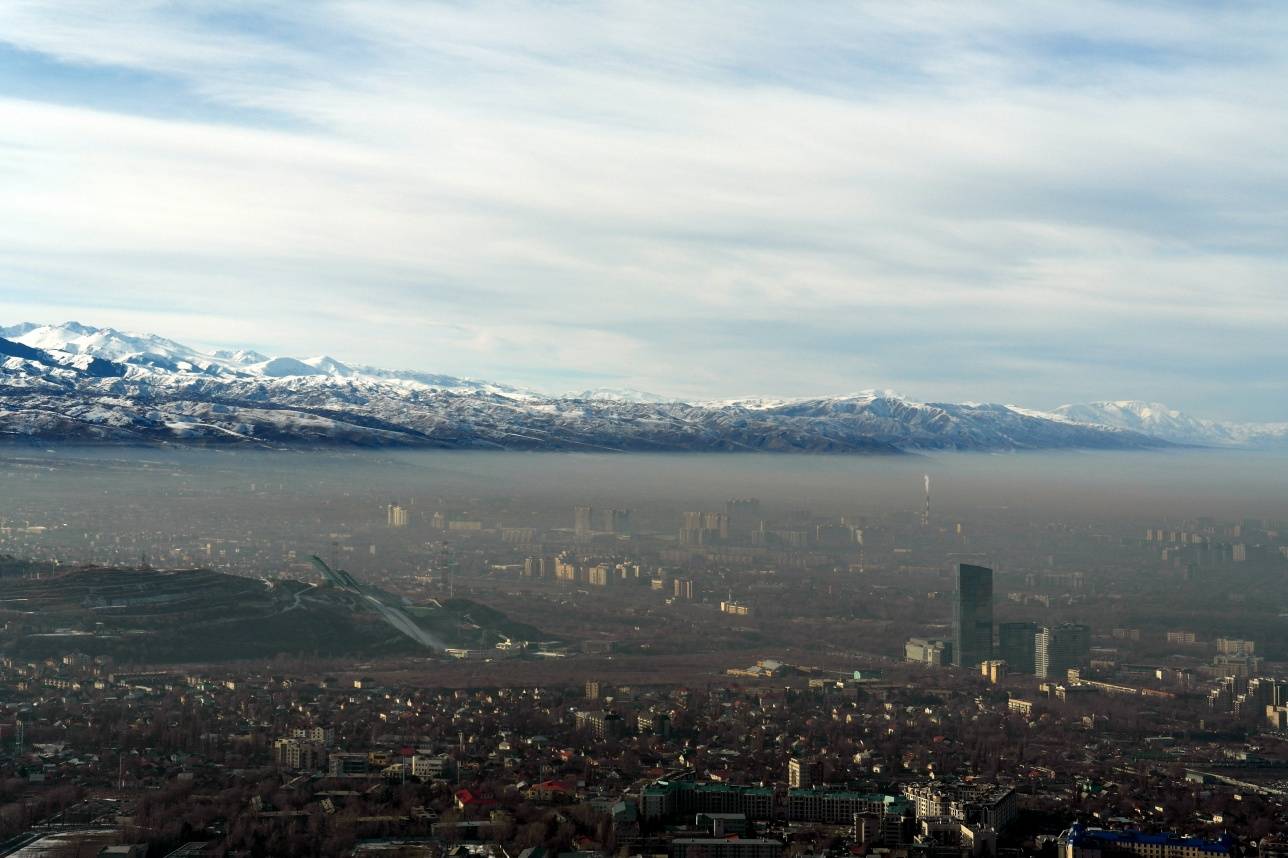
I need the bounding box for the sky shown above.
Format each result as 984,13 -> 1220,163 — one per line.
0,2 -> 1285,419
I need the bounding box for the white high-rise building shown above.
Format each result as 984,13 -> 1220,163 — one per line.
1036,624 -> 1091,679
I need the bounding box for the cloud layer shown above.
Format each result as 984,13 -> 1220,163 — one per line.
0,2 -> 1285,417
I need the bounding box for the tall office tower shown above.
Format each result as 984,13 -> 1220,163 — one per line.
603,508 -> 632,535
387,503 -> 409,528
997,621 -> 1039,675
574,505 -> 594,536
1035,624 -> 1092,679
952,563 -> 994,668
585,680 -> 602,701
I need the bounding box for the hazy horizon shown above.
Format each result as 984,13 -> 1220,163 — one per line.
5,446 -> 1286,524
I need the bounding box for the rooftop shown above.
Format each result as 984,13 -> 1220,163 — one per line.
1061,825 -> 1233,854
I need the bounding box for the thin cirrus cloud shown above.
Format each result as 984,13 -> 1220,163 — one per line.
0,2 -> 1285,419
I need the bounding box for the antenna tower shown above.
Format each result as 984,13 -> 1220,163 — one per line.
921,475 -> 931,527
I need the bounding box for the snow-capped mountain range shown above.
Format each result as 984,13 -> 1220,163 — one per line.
1051,401 -> 1288,448
1,322 -> 1283,452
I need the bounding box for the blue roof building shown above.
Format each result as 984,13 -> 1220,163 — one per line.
1059,824 -> 1234,858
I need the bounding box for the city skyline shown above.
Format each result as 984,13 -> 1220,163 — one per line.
3,399 -> 1288,853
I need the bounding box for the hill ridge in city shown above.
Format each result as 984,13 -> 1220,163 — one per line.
0,563 -> 547,662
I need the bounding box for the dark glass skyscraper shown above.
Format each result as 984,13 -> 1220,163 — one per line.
953,563 -> 994,668
998,621 -> 1038,675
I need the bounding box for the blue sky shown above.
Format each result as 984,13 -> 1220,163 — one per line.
0,2 -> 1285,418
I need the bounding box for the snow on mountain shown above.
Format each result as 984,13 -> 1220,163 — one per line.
5,323 -> 505,391
1053,401 -> 1288,448
342,364 -> 536,398
302,355 -> 354,376
211,348 -> 269,365
711,389 -> 903,410
1053,401 -> 1217,444
248,356 -> 326,378
571,388 -> 678,403
0,320 -> 1273,452
0,322 -> 39,339
13,321 -> 206,365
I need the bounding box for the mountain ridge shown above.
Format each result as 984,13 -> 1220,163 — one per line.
1,321 -> 1281,452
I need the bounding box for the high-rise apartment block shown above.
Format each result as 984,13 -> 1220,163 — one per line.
1036,624 -> 1091,679
603,508 -> 632,534
788,757 -> 822,789
273,737 -> 328,771
554,553 -> 580,582
523,556 -> 553,578
681,511 -> 730,545
574,505 -> 594,536
1216,638 -> 1255,656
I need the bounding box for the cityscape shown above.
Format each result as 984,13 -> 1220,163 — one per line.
3,1 -> 1288,856
0,449 -> 1287,856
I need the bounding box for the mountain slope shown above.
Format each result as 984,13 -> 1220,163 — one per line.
0,321 -> 1204,453
1053,401 -> 1288,448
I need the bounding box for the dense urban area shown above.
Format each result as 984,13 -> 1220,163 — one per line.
1,450 -> 1288,857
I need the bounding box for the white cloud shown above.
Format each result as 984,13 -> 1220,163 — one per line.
0,2 -> 1285,417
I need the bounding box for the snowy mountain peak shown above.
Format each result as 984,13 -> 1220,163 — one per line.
711,389 -> 909,410
303,355 -> 354,376
248,356 -> 325,378
11,321 -> 201,365
570,388 -> 676,403
1053,400 -> 1212,438
1080,400 -> 1183,419
0,320 -> 1282,451
211,348 -> 270,365
1053,400 -> 1288,447
0,322 -> 40,339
